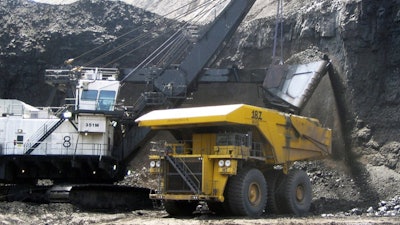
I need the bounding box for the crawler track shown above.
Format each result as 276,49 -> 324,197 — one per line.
69,184 -> 154,211
0,184 -> 155,212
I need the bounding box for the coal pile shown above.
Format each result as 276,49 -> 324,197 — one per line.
321,195 -> 400,218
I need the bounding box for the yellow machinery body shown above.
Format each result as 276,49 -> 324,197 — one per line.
136,104 -> 331,202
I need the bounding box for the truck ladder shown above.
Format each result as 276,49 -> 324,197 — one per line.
164,155 -> 201,194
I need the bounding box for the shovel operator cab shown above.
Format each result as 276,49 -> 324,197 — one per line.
135,104 -> 331,217
0,67 -> 123,185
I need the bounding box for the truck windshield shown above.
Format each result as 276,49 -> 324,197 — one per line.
216,133 -> 248,146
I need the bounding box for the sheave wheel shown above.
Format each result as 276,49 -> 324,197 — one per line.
163,200 -> 197,217
225,168 -> 267,217
280,169 -> 312,216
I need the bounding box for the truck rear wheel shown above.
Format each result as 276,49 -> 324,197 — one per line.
265,170 -> 285,214
280,169 -> 312,216
225,168 -> 267,217
163,200 -> 197,217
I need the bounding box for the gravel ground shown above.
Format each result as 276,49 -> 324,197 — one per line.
0,202 -> 399,225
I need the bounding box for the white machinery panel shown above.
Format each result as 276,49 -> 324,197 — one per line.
78,115 -> 107,133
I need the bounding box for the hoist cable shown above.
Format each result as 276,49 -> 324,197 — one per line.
120,28 -> 185,82
142,33 -> 187,68
120,0 -> 226,81
155,34 -> 189,67
279,0 -> 284,63
95,0 -> 221,67
71,0 -> 207,62
189,0 -> 230,25
84,32 -> 152,67
141,0 -> 225,67
105,30 -> 180,69
272,0 -> 284,64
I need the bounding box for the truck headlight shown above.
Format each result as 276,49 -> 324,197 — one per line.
225,160 -> 231,167
150,161 -> 156,168
218,160 -> 225,167
156,160 -> 161,168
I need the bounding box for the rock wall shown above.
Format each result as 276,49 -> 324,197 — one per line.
178,0 -> 398,202
0,0 -> 175,105
224,0 -> 400,200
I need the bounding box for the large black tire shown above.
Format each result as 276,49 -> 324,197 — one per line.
225,168 -> 267,217
280,169 -> 312,216
163,200 -> 197,217
207,176 -> 236,216
265,170 -> 286,214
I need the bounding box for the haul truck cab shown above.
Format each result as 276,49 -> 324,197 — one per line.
135,104 -> 331,217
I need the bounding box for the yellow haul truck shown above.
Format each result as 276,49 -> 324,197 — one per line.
135,104 -> 331,217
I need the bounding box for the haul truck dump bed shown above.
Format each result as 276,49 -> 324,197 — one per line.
135,104 -> 331,217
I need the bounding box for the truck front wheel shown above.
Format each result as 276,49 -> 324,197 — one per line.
225,168 -> 267,217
